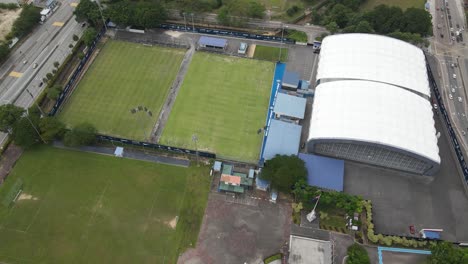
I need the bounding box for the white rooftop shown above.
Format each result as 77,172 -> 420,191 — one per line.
289,236 -> 331,264
309,80 -> 440,164
317,34 -> 430,97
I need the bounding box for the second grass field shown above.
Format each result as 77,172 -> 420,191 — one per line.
59,40 -> 185,140
160,52 -> 274,162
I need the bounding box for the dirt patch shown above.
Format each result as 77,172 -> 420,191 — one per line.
165,30 -> 183,38
0,144 -> 23,184
17,193 -> 38,201
0,8 -> 21,41
247,44 -> 256,58
166,216 -> 178,229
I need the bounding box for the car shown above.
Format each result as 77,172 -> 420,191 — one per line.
23,60 -> 28,64
451,27 -> 454,32
237,42 -> 248,55
434,104 -> 438,110
452,88 -> 456,93
81,22 -> 86,27
453,74 -> 457,79
458,97 -> 463,102
449,93 -> 453,99
33,63 -> 38,69
457,24 -> 460,28
451,63 -> 455,67
38,81 -> 43,87
441,34 -> 444,38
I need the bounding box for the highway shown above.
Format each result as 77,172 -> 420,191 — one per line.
429,0 -> 468,151
0,0 -> 84,146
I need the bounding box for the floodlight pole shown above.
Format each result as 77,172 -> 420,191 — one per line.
183,12 -> 188,31
192,134 -> 199,166
190,13 -> 195,33
25,88 -> 45,116
25,110 -> 46,143
279,24 -> 287,62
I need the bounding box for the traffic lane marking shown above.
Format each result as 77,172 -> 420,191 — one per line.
52,21 -> 64,27
9,71 -> 22,78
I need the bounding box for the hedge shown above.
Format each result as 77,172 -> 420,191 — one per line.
264,253 -> 282,264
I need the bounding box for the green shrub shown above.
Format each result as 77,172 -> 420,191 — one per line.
264,253 -> 282,264
347,243 -> 370,264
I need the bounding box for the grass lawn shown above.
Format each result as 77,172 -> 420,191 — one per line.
253,45 -> 289,62
160,52 -> 274,162
0,147 -> 210,263
286,29 -> 308,42
59,40 -> 185,140
360,0 -> 425,10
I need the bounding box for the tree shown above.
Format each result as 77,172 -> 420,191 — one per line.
73,34 -> 79,41
329,4 -> 352,28
363,5 -> 403,34
47,85 -> 62,100
0,42 -> 10,62
347,243 -> 370,264
326,21 -> 339,34
39,117 -> 66,142
74,0 -> 101,26
428,242 -> 468,264
82,27 -> 97,47
11,5 -> 41,38
260,155 -> 307,193
354,20 -> 373,33
0,104 -> 24,133
53,61 -> 59,68
13,117 -> 39,148
46,72 -> 53,80
402,7 -> 432,36
247,1 -> 265,19
63,123 -> 97,147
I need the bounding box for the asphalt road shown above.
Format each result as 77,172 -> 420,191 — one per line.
430,0 -> 468,154
0,0 -> 84,146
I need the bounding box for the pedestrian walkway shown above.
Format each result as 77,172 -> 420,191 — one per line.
53,141 -> 190,167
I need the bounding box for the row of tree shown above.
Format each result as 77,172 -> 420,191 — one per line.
0,104 -> 96,149
312,3 -> 432,46
0,4 -> 41,62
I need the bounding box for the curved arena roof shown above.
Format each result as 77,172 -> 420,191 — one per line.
309,80 -> 440,164
316,34 -> 430,97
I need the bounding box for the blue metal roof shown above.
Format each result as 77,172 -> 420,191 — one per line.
282,71 -> 300,88
299,153 -> 344,192
198,36 -> 227,47
263,119 -> 302,160
274,93 -> 306,119
423,231 -> 440,239
256,177 -> 270,190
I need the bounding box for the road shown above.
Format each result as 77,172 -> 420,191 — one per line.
0,0 -> 84,146
429,0 -> 468,152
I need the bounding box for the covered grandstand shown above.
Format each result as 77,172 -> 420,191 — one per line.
308,34 -> 440,175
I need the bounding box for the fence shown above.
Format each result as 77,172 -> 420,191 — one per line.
158,23 -> 296,44
426,56 -> 468,183
49,26 -> 107,116
96,134 -> 216,159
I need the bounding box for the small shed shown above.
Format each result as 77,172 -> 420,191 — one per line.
213,161 -> 222,172
114,147 -> 124,157
256,177 -> 270,191
248,169 -> 255,179
274,93 -> 307,120
198,36 -> 227,50
222,164 -> 233,175
282,71 -> 300,90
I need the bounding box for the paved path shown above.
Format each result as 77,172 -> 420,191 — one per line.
151,38 -> 196,143
53,141 -> 190,167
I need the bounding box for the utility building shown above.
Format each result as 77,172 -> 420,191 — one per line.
308,34 -> 440,175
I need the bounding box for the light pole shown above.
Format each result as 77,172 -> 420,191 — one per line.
192,134 -> 199,166
94,0 -> 108,31
25,110 -> 46,143
183,12 -> 187,31
279,24 -> 288,62
25,88 -> 45,116
190,13 -> 195,33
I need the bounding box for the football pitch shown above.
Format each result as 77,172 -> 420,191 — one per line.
160,52 -> 274,162
59,40 -> 185,140
0,147 -> 210,263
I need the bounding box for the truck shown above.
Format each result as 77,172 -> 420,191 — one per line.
40,8 -> 51,24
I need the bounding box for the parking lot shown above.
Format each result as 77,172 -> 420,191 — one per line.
344,114 -> 468,242
178,192 -> 291,264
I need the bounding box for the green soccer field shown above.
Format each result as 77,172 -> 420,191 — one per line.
160,52 -> 274,162
59,40 -> 185,140
0,147 -> 210,263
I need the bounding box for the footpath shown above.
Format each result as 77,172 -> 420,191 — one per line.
53,141 -> 190,167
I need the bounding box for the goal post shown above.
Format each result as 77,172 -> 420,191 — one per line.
2,178 -> 23,207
